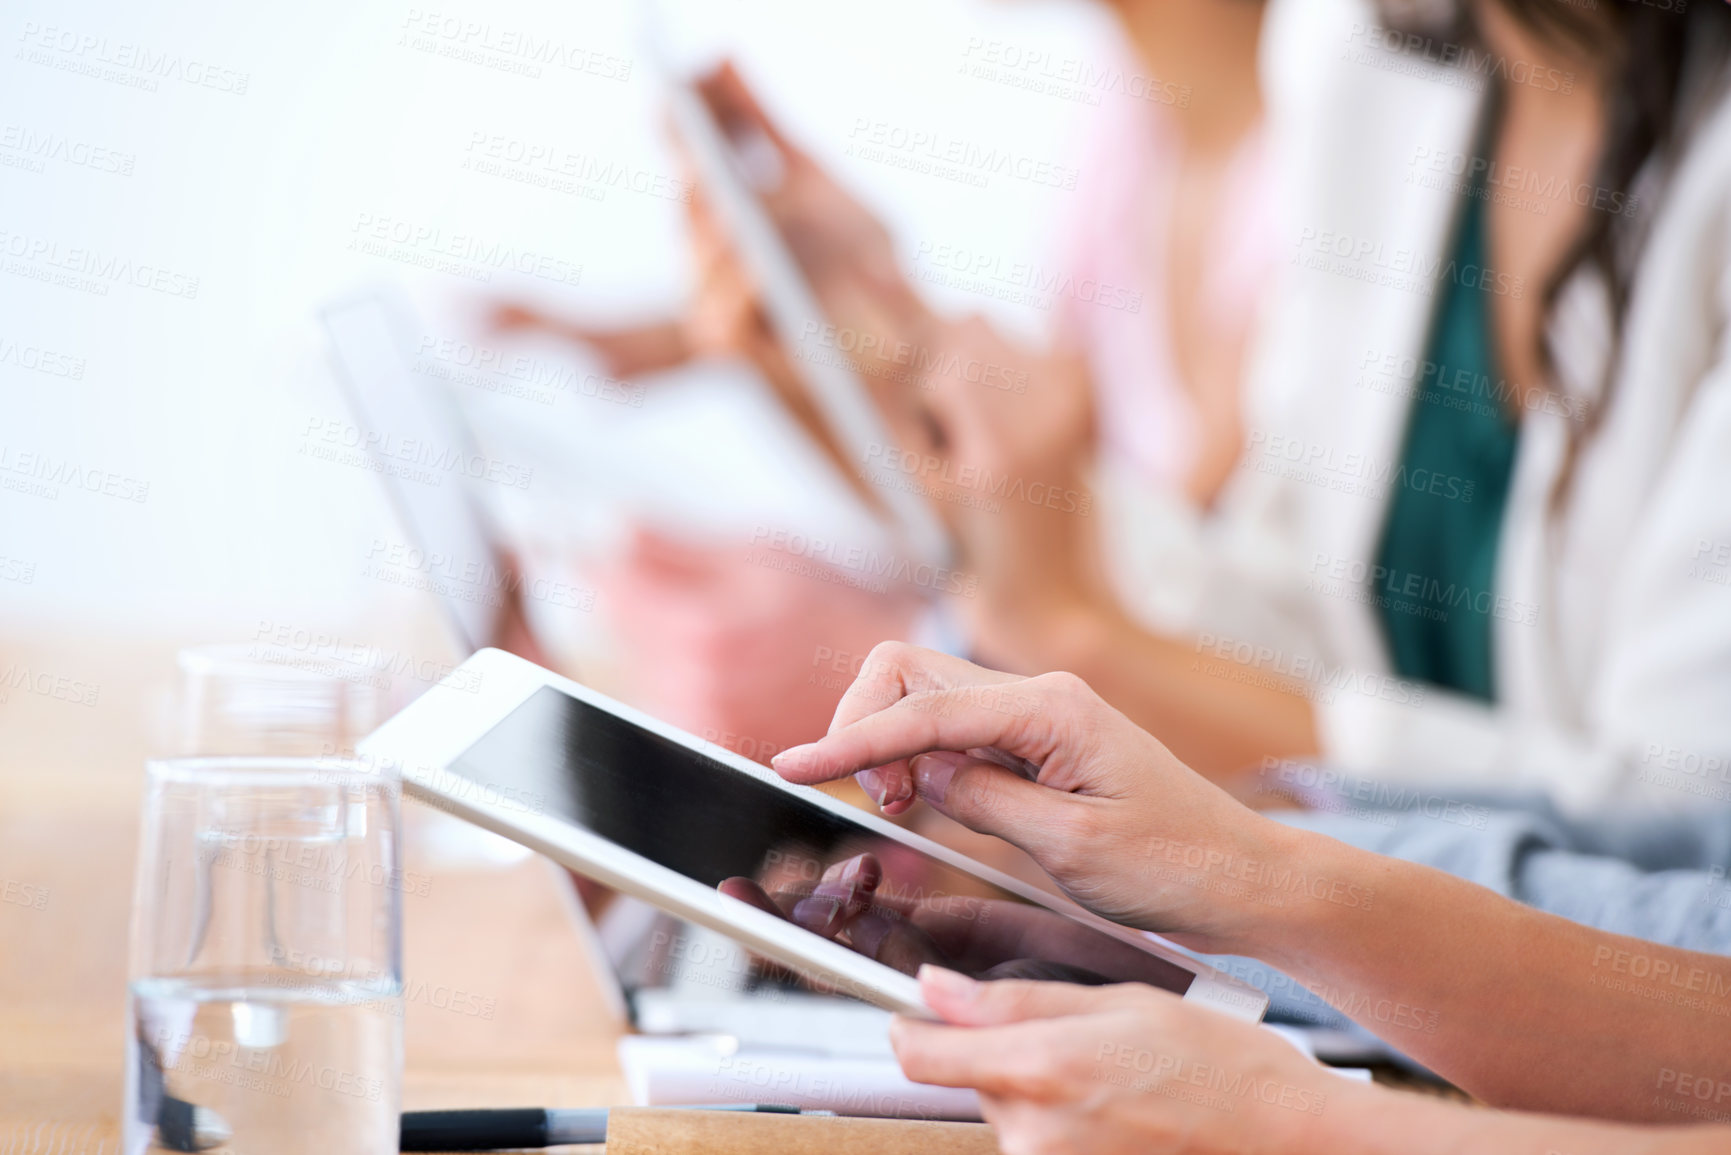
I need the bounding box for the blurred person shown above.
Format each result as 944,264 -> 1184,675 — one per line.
490,0 -> 1277,766
911,0 -> 1731,808
636,0 -> 1731,813
761,643 -> 1731,1150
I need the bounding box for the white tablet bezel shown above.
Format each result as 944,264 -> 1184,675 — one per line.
358,649 -> 1268,1022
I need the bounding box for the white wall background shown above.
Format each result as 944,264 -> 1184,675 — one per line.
0,0 -> 1118,644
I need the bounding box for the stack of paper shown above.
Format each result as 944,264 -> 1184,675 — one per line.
618,1035 -> 984,1121
619,1014 -> 1371,1122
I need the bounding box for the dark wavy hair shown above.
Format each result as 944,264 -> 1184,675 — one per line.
1376,0 -> 1731,485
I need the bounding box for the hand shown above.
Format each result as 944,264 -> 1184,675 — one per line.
671,62 -> 926,426
485,179 -> 799,391
770,643 -> 1298,952
695,78 -> 1109,668
485,60 -> 917,512
876,318 -> 1104,644
692,64 -> 1101,528
893,967 -> 1356,1155
684,63 -> 959,515
909,318 -> 1093,492
487,303 -> 692,381
694,62 -> 912,315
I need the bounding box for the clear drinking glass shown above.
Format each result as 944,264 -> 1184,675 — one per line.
177,644 -> 387,758
124,758 -> 404,1155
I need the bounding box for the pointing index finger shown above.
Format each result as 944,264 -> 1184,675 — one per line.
825,642 -> 1021,736
772,680 -> 1049,785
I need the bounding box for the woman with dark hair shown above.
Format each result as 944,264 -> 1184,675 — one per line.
893,0 -> 1731,810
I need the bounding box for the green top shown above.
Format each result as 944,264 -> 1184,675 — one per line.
1372,176 -> 1520,702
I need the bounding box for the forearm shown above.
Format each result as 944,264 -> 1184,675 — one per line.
1299,1080 -> 1722,1155
1036,602 -> 1318,779
1243,827 -> 1731,1122
961,490 -> 1321,777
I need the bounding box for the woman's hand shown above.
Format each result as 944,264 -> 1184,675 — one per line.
770,642 -> 1300,952
882,318 -> 1106,656
694,62 -> 914,320
907,317 -> 1094,498
893,967 -> 1355,1155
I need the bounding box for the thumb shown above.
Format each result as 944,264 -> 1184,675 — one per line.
918,967 -> 1162,1026
910,751 -> 1065,850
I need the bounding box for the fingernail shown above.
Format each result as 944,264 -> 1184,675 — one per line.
912,755 -> 957,805
791,895 -> 844,935
840,856 -> 865,882
918,965 -> 976,1000
856,768 -> 886,804
809,879 -> 856,905
881,771 -> 914,807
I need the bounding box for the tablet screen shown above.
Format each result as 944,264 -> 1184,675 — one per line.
448,686 -> 1195,995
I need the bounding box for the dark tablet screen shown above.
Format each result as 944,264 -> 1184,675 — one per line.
448,685 -> 1197,995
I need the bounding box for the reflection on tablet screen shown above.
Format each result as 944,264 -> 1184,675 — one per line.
449,687 -> 1194,996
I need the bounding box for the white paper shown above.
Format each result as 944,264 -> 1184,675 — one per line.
618,1035 -> 982,1121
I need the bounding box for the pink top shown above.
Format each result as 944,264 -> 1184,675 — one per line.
1055,85 -> 1277,489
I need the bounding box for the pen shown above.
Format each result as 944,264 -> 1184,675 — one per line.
400,1104 -> 832,1149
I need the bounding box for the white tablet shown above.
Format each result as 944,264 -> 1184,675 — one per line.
358,648 -> 1269,1021
640,11 -> 953,572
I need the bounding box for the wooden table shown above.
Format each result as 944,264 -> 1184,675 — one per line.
0,633 -> 627,1153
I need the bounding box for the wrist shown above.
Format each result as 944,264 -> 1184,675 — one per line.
1288,1077 -> 1461,1155
1031,595 -> 1114,667
1288,1076 -> 1651,1155
1191,820 -> 1366,965
968,584 -> 1106,675
1243,825 -> 1378,978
